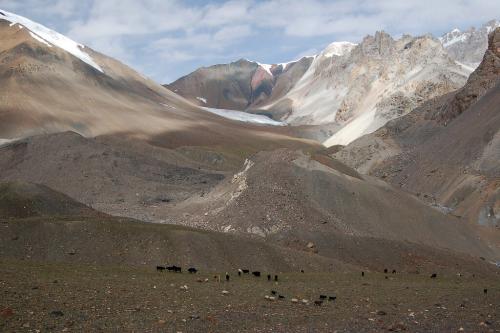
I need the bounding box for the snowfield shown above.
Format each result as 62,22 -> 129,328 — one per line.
0,9 -> 103,73
202,107 -> 285,126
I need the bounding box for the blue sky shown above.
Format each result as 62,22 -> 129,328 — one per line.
1,0 -> 498,83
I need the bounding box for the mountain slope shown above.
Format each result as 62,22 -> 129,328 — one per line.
165,57 -> 313,110
334,28 -> 500,230
0,9 -> 316,157
272,32 -> 469,146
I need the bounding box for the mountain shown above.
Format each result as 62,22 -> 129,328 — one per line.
0,9 -> 315,158
334,28 -> 500,232
266,32 -> 470,146
170,32 -> 472,147
165,57 -> 314,110
440,20 -> 500,70
0,9 -> 498,265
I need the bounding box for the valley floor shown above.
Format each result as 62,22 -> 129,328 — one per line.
0,260 -> 498,332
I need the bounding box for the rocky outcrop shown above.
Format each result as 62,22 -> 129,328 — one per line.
436,27 -> 500,123
334,28 -> 500,229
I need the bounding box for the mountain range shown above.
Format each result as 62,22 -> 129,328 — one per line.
169,20 -> 499,146
0,8 -> 498,266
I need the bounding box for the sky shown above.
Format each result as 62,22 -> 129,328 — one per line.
0,0 -> 499,84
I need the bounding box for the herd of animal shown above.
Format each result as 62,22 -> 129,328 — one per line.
155,265 -> 489,303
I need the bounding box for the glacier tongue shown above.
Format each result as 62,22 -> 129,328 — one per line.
0,9 -> 103,73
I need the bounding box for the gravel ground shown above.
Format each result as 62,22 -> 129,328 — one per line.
1,260 -> 498,332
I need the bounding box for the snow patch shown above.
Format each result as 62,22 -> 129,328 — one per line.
257,62 -> 273,76
0,9 -> 103,73
196,96 -> 207,104
202,107 -> 285,126
29,31 -> 51,47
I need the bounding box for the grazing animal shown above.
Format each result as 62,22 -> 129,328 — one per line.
174,266 -> 182,273
274,275 -> 278,282
252,271 -> 261,277
267,274 -> 271,281
156,266 -> 165,272
271,290 -> 277,295
319,295 -> 327,300
384,268 -> 388,274
392,270 -> 396,274
385,276 -> 389,280
225,273 -> 230,282
300,269 -> 305,273
314,300 -> 323,306
238,271 -> 241,277
188,267 -> 198,274
430,273 -> 437,279
214,275 -> 221,283
242,269 -> 250,274
278,295 -> 285,299
328,296 -> 337,301
166,266 -> 175,272
484,288 -> 488,295
238,269 -> 243,276
361,271 -> 365,277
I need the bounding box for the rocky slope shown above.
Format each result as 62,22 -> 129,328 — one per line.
334,28 -> 500,232
266,32 -> 469,146
165,57 -> 313,110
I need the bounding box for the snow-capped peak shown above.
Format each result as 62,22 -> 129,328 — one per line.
0,9 -> 103,73
439,28 -> 469,47
322,41 -> 357,58
257,62 -> 273,76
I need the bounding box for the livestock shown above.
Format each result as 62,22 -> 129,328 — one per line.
267,274 -> 271,281
156,266 -> 165,272
430,273 -> 437,279
225,273 -> 230,282
314,300 -> 323,306
252,271 -> 261,277
319,295 -> 327,300
188,267 -> 198,274
242,269 -> 250,274
274,275 -> 278,282
328,296 -> 337,301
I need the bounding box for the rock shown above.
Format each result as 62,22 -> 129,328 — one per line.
291,298 -> 299,303
50,310 -> 64,317
222,290 -> 229,295
0,308 -> 14,318
306,242 -> 315,248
